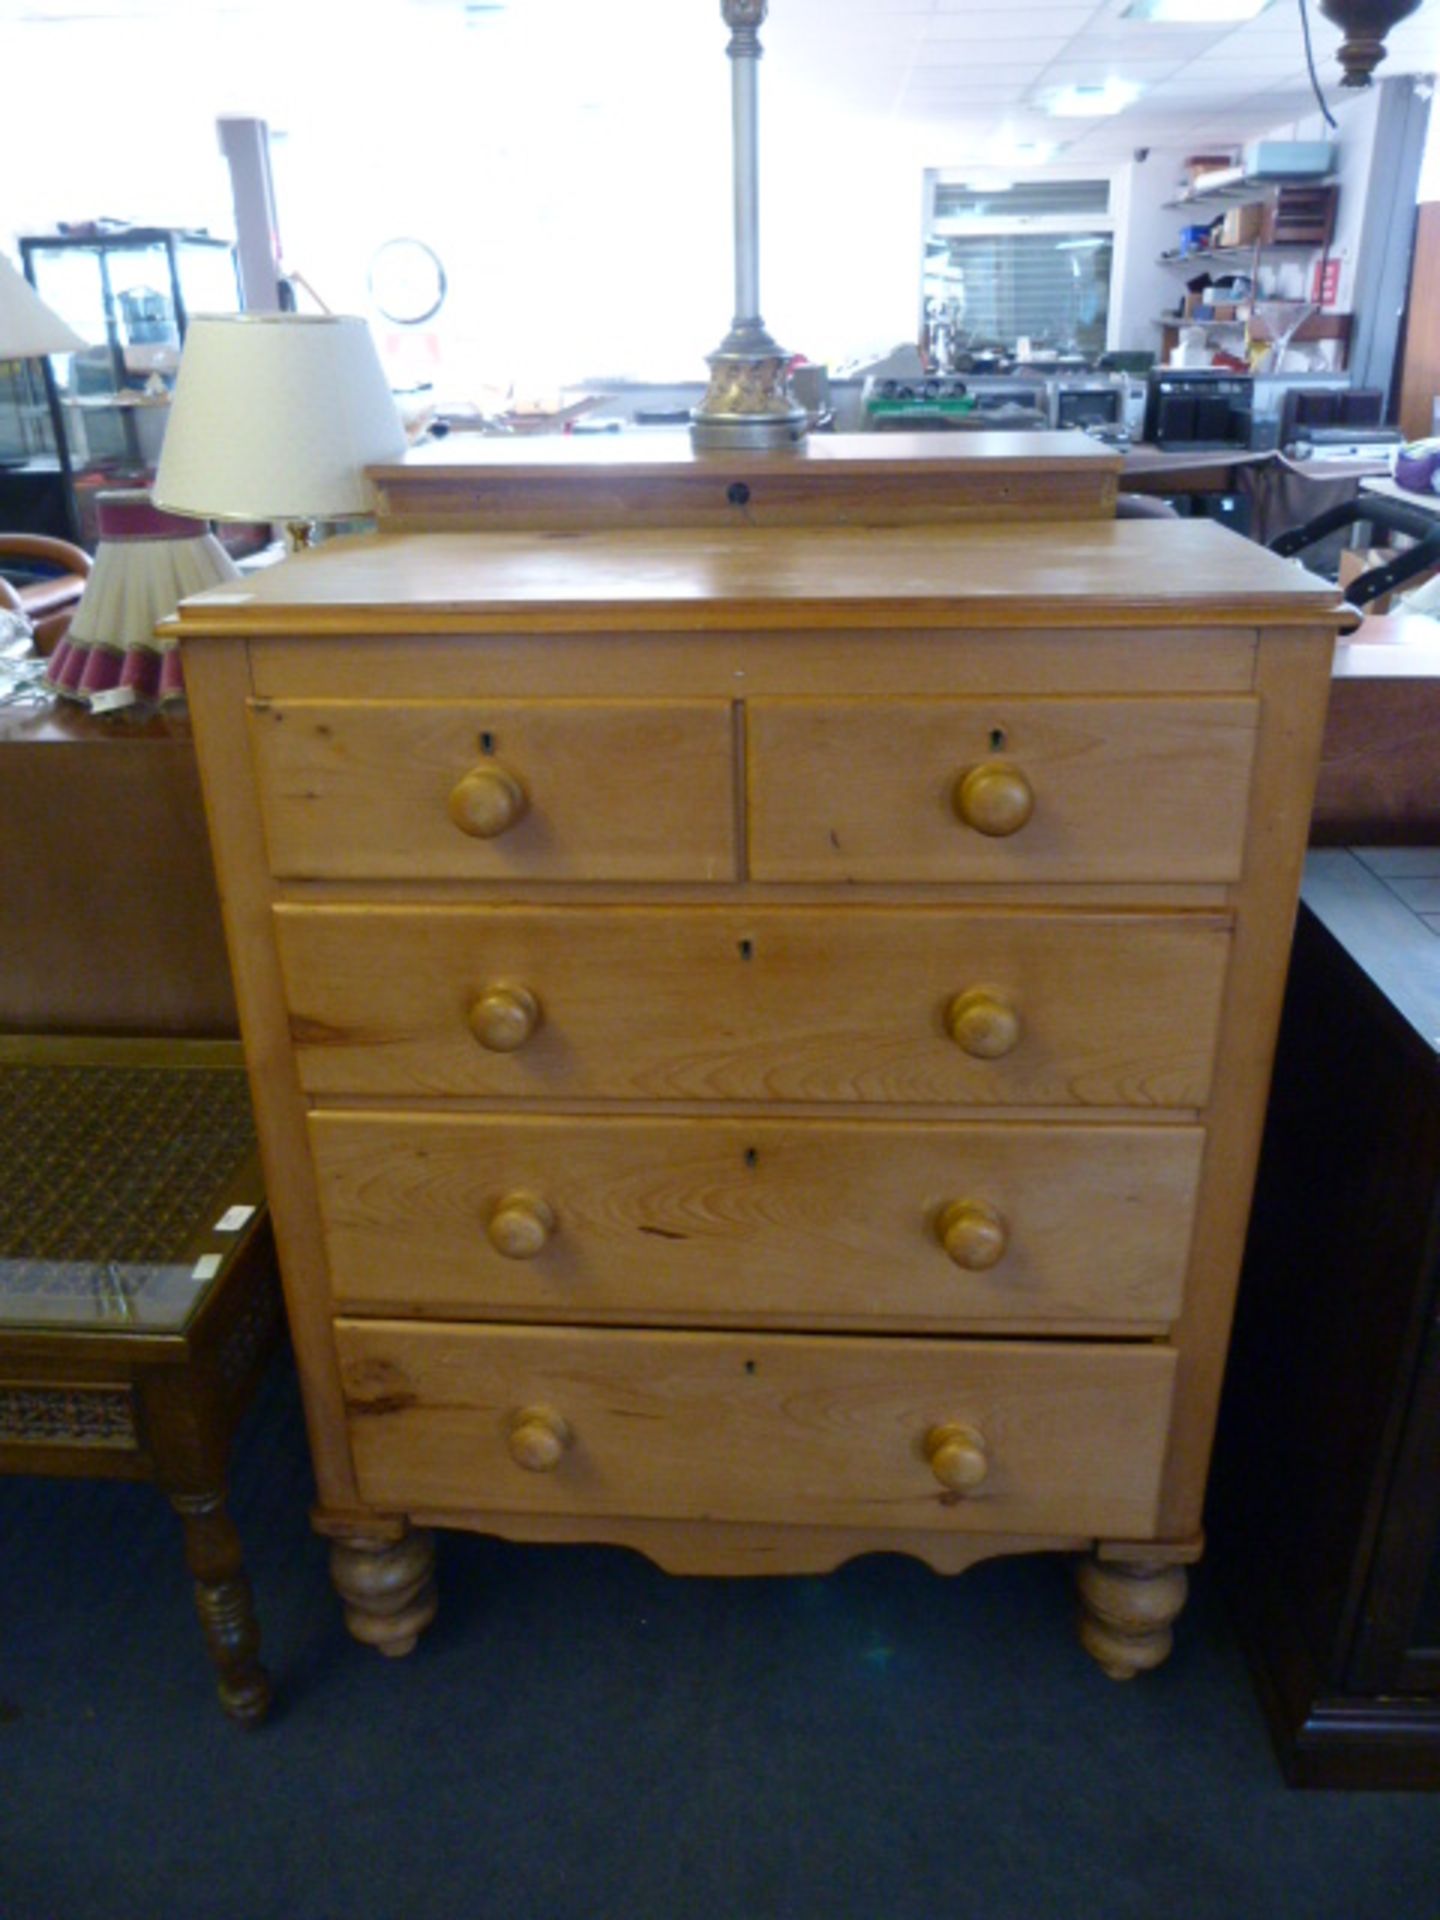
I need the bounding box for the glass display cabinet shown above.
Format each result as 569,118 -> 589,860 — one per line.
19,228 -> 239,545
0,357 -> 58,467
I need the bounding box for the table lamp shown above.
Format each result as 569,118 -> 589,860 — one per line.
152,313 -> 407,548
44,489 -> 240,712
0,247 -> 85,363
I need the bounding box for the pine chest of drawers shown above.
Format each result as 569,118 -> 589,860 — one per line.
177,502 -> 1339,1678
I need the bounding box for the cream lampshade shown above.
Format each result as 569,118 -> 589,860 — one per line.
0,250 -> 86,358
152,312 -> 407,540
45,490 -> 240,712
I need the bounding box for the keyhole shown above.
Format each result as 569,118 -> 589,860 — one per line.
989,728 -> 1006,752
744,1360 -> 757,1375
727,481 -> 751,507
738,939 -> 754,962
744,1147 -> 758,1169
480,731 -> 496,755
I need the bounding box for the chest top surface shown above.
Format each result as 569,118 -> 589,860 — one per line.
370,429 -> 1124,481
173,518 -> 1341,637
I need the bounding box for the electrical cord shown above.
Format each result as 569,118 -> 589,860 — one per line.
1298,0 -> 1338,129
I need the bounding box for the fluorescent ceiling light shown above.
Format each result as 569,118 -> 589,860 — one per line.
1043,79 -> 1144,116
992,134 -> 1060,165
1124,0 -> 1272,18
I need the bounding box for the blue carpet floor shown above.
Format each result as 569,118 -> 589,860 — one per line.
2,1351 -> 1438,1920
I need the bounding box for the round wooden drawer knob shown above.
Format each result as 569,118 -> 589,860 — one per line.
448,764 -> 528,839
937,1199 -> 1008,1271
468,984 -> 541,1053
945,988 -> 1021,1060
487,1193 -> 556,1260
925,1423 -> 990,1494
954,762 -> 1034,838
507,1406 -> 572,1473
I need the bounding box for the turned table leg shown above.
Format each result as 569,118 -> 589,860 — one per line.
329,1526 -> 438,1657
1076,1553 -> 1190,1680
168,1488 -> 273,1726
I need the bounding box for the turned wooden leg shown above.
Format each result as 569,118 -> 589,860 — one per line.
329,1526 -> 438,1657
168,1488 -> 273,1726
1076,1554 -> 1189,1681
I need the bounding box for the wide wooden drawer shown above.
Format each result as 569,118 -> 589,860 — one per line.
313,1112 -> 1203,1330
249,698 -> 737,881
747,696 -> 1259,883
277,904 -> 1230,1107
336,1320 -> 1177,1537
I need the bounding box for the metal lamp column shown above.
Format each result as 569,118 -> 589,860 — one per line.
691,0 -> 807,450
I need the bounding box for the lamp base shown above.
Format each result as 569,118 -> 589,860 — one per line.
690,322 -> 808,452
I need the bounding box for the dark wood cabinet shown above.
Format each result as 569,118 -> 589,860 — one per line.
1213,847 -> 1440,1787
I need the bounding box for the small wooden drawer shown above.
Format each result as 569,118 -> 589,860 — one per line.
314,1112 -> 1203,1331
336,1320 -> 1177,1538
277,903 -> 1230,1107
248,698 -> 737,882
746,696 -> 1260,883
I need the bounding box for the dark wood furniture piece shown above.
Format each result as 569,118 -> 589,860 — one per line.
0,703 -> 237,1036
1314,616 -> 1440,846
0,1035 -> 283,1724
1213,848 -> 1440,1787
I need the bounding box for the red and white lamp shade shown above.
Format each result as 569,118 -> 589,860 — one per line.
44,491 -> 239,712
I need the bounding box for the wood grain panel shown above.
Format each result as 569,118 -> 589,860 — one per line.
337,1320 -> 1176,1537
275,904 -> 1232,1107
180,639 -> 360,1508
1155,626 -> 1337,1537
368,429 -> 1121,531
249,698 -> 735,882
1400,203 -> 1440,444
249,627 -> 1259,701
748,696 -> 1258,884
312,1112 -> 1204,1329
172,520 -> 1341,639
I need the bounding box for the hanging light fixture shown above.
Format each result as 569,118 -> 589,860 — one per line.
1318,0 -> 1422,85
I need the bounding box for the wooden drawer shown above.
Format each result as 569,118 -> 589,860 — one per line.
336,1320 -> 1177,1537
314,1112 -> 1203,1330
746,696 -> 1259,883
277,903 -> 1230,1107
249,698 -> 737,881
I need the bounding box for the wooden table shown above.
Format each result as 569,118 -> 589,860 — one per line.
0,1035 -> 283,1723
1120,443 -> 1273,497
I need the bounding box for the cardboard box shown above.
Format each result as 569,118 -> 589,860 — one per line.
1219,203 -> 1265,248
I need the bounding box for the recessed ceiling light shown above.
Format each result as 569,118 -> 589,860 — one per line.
1124,0 -> 1273,20
991,132 -> 1061,165
1043,79 -> 1144,116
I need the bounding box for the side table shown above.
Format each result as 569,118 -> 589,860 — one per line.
1212,848 -> 1440,1788
0,1035 -> 283,1724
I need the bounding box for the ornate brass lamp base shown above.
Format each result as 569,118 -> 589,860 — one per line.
693,324 -> 807,451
